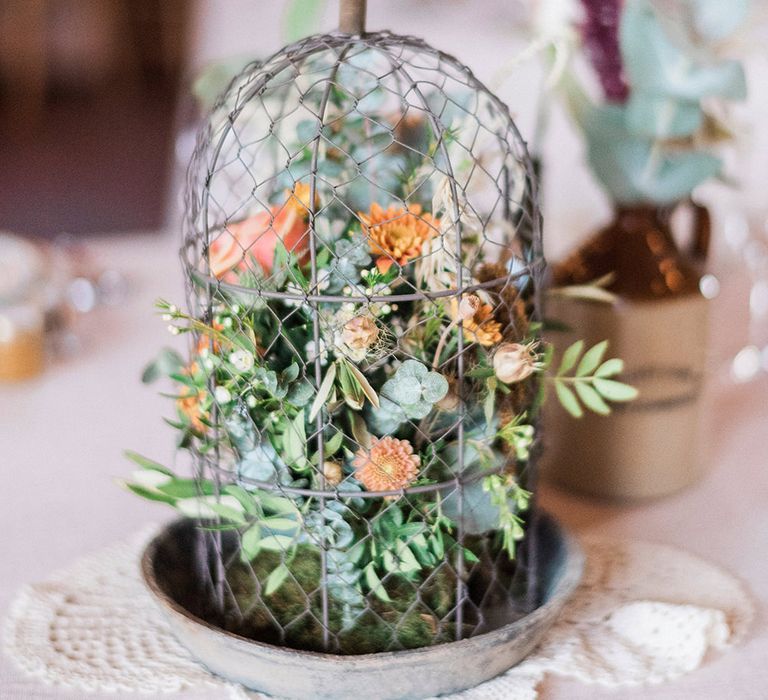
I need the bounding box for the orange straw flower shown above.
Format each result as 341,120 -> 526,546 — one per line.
177,388 -> 207,432
451,297 -> 503,347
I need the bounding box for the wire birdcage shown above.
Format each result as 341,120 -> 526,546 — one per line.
178,2 -> 543,655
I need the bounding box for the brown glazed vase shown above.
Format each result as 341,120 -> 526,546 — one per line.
543,202 -> 711,500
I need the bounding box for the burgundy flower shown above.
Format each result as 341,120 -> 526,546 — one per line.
580,0 -> 629,103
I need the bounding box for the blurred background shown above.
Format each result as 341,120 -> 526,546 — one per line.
1,0 -> 767,379
1,0 -> 765,248
0,0 -> 190,236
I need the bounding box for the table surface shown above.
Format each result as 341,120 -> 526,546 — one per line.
1,232 -> 766,700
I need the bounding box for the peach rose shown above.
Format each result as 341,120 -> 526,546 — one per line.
208,184 -> 314,279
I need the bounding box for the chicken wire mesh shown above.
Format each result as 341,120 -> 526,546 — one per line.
176,28 -> 544,654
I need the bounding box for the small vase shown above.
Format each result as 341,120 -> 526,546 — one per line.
543,203 -> 711,500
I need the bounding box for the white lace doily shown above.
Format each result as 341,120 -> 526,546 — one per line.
2,525 -> 754,700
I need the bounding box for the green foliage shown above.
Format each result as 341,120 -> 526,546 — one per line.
141,348 -> 184,384
482,474 -> 531,559
281,0 -> 327,46
560,0 -> 747,204
362,503 -> 467,593
550,340 -> 638,418
122,453 -> 302,593
497,414 -> 535,461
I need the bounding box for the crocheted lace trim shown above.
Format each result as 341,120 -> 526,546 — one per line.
2,525 -> 753,699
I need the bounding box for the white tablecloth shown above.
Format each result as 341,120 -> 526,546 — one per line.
1,232 -> 766,699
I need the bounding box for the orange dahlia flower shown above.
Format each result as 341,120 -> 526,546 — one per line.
208,183 -> 315,279
359,203 -> 439,274
353,436 -> 420,493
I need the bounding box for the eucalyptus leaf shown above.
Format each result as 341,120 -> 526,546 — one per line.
281,363 -> 300,383
690,0 -> 749,40
421,372 -> 449,403
400,400 -> 432,420
441,480 -> 500,535
625,94 -> 702,139
580,102 -> 722,203
287,378 -> 315,407
620,1 -> 747,103
367,396 -> 407,435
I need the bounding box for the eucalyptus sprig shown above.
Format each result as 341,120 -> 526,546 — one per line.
550,340 -> 638,418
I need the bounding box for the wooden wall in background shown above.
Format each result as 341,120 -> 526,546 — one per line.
0,0 -> 191,236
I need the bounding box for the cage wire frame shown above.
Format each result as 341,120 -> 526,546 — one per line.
180,27 -> 545,654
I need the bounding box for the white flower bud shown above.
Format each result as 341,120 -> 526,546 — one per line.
229,349 -> 255,372
341,316 -> 379,350
457,294 -> 481,321
323,460 -> 343,486
214,385 -> 232,404
493,343 -> 538,384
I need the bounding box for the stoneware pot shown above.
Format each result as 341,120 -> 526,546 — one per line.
544,293 -> 708,500
544,203 -> 710,500
141,513 -> 583,700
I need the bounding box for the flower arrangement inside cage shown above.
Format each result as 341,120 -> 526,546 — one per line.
126,31 -> 634,657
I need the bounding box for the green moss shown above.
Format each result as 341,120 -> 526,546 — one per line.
219,546 -> 462,653
217,540 -> 525,654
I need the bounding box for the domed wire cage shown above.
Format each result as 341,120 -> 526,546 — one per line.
178,4 -> 544,654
